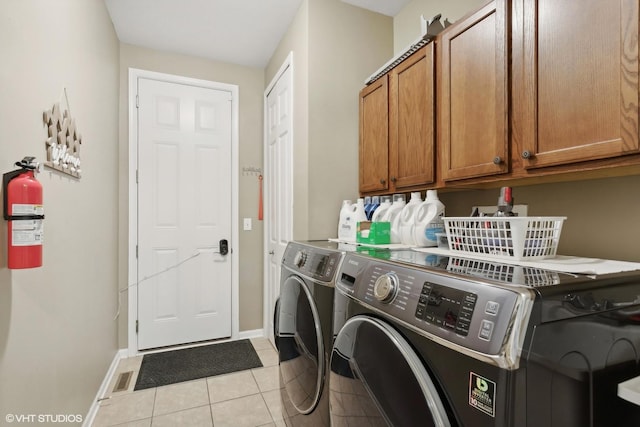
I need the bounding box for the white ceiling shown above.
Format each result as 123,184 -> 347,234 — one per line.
104,0 -> 409,68
341,0 -> 410,17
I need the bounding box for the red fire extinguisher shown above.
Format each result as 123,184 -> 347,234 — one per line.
3,157 -> 44,269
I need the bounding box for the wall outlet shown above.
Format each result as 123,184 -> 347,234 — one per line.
472,204 -> 528,217
243,218 -> 252,231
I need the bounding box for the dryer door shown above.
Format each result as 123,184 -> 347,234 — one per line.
277,275 -> 324,414
330,315 -> 452,427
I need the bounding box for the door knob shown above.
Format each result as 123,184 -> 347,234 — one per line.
493,156 -> 503,165
521,150 -> 533,159
219,239 -> 228,255
268,250 -> 275,255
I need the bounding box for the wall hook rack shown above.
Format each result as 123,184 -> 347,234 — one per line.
242,166 -> 262,176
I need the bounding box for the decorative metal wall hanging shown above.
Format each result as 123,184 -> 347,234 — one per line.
42,89 -> 82,178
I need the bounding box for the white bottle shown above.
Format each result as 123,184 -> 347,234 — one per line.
337,200 -> 353,241
351,198 -> 368,242
412,190 -> 445,247
399,192 -> 423,246
355,198 -> 367,221
385,194 -> 406,244
371,196 -> 392,222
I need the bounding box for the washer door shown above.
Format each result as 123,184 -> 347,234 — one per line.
277,275 -> 324,414
330,316 -> 452,427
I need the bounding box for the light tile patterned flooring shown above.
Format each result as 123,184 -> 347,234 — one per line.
92,338 -> 284,427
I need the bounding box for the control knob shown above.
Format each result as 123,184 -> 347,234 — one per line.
293,251 -> 307,268
373,273 -> 399,303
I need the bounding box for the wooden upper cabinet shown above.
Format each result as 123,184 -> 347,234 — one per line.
359,45 -> 435,194
359,76 -> 389,193
439,0 -> 509,182
519,0 -> 640,169
389,44 -> 435,190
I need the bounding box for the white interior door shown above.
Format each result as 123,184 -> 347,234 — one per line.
265,57 -> 293,347
137,77 -> 232,350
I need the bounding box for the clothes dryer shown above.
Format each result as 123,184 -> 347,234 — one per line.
275,241 -> 348,426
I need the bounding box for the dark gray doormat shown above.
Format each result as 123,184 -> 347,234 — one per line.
134,339 -> 263,390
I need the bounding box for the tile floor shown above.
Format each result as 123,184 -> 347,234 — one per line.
92,338 -> 284,427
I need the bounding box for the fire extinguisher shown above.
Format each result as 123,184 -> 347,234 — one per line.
2,157 -> 44,269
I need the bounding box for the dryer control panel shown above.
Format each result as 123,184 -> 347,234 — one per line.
282,243 -> 343,283
337,252 -> 535,361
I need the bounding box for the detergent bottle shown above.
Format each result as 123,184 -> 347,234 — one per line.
412,190 -> 445,247
371,196 -> 392,222
353,198 -> 368,241
385,194 -> 406,244
399,192 -> 423,245
337,200 -> 353,241
363,196 -> 372,219
366,196 -> 380,220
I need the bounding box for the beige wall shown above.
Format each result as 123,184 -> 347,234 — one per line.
439,175 -> 640,262
118,45 -> 266,346
307,0 -> 393,239
0,0 -> 119,419
394,0 -> 486,53
266,0 -> 393,241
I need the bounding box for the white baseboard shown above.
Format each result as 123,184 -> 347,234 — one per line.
83,349 -> 127,427
237,328 -> 265,340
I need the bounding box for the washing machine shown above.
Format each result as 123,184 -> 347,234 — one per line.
275,241 -> 351,426
330,249 -> 640,426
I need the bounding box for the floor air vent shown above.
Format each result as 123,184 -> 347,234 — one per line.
113,371 -> 133,393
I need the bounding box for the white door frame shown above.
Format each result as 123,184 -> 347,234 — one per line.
263,52 -> 294,339
127,68 -> 240,356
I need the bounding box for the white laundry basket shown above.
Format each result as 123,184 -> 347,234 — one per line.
443,216 -> 566,261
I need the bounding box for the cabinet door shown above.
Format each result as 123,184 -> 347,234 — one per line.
521,0 -> 640,168
389,44 -> 435,190
439,0 -> 509,181
359,76 -> 389,193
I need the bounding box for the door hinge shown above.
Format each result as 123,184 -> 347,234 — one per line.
136,320 -> 139,334
136,94 -> 139,108
136,245 -> 138,259
136,169 -> 139,184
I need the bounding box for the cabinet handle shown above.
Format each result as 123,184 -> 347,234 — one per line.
493,156 -> 503,165
380,178 -> 386,185
521,150 -> 533,159
390,177 -> 397,183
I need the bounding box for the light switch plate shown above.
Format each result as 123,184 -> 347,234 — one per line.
243,218 -> 252,231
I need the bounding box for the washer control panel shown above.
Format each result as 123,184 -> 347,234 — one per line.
373,273 -> 399,303
416,282 -> 477,337
337,253 -> 531,356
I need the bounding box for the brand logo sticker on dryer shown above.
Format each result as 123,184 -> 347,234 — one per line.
469,372 -> 496,417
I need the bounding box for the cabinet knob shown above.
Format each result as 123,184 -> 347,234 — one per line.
380,178 -> 386,185
390,177 -> 397,183
493,156 -> 503,165
521,150 -> 533,159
